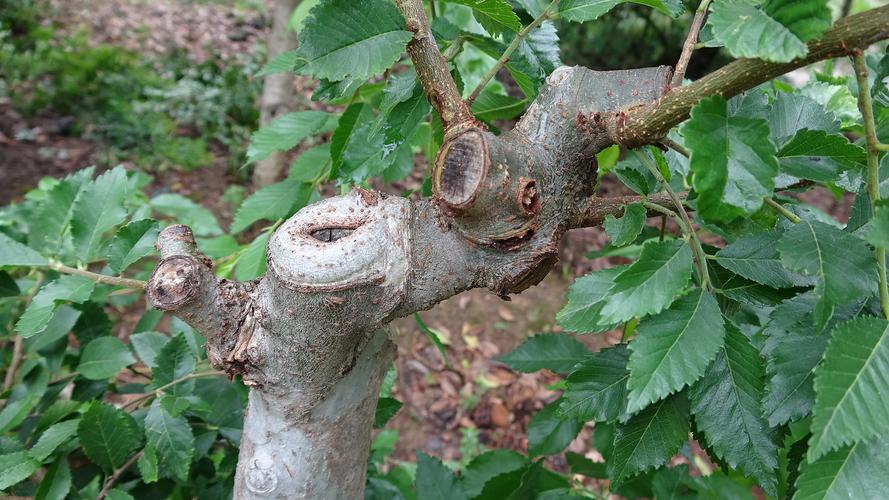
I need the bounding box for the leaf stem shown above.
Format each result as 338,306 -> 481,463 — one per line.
671,0 -> 712,88
764,197 -> 801,224
47,261 -> 146,290
853,51 -> 889,320
121,370 -> 222,410
465,0 -> 558,105
661,138 -> 690,158
635,150 -> 711,290
97,450 -> 144,500
442,35 -> 467,61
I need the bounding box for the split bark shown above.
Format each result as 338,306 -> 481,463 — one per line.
146,4 -> 889,498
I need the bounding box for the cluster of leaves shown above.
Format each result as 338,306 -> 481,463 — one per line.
0,1 -> 261,170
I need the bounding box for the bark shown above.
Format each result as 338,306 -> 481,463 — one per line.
252,0 -> 306,187
145,3 -> 889,498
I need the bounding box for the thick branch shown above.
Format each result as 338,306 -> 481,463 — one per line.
613,6 -> 889,147
396,0 -> 476,129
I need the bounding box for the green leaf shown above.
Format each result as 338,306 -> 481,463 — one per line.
682,95 -> 779,222
0,232 -> 48,266
598,240 -> 694,324
415,451 -> 468,500
130,331 -> 169,368
152,333 -> 196,392
0,271 -> 19,297
510,20 -> 561,96
246,110 -> 334,163
145,401 -> 194,481
255,49 -> 299,77
561,344 -> 630,422
716,229 -> 817,289
28,168 -> 93,255
373,397 -> 402,428
777,130 -> 866,183
604,203 -> 646,247
690,323 -> 778,496
794,434 -> 889,500
556,266 -> 625,333
289,143 -> 331,182
459,449 -> 528,498
470,90 -> 526,122
762,326 -> 827,427
76,337 -> 135,380
865,202 -> 889,248
331,104 -> 391,183
764,0 -> 831,43
231,178 -> 313,233
608,392 -> 689,485
16,276 -> 95,337
31,419 -> 80,461
70,166 -> 129,262
778,220 -> 877,327
234,230 -> 271,281
78,402 -> 141,471
769,92 -> 840,146
808,316 -> 889,461
558,0 -> 684,22
137,444 -> 159,483
498,334 -> 590,374
34,458 -> 71,500
626,289 -> 725,414
0,451 -> 39,490
294,0 -> 413,81
443,0 -> 520,35
413,313 -> 451,367
106,219 -> 159,273
707,0 -> 808,63
527,399 -> 583,456
150,194 -> 222,237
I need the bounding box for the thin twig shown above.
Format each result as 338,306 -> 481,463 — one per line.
671,0 -> 712,88
442,35 -> 467,61
48,262 -> 146,290
764,197 -> 801,224
853,51 -> 889,320
97,450 -> 144,500
660,138 -> 690,158
635,150 -> 711,290
121,370 -> 222,410
466,0 -> 559,105
2,336 -> 24,392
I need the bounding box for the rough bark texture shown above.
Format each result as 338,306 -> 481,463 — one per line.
252,0 -> 305,187
144,4 -> 889,498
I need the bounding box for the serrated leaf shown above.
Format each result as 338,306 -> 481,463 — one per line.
0,232 -> 48,266
459,449 -> 528,498
415,451 -> 468,500
34,457 -> 71,500
561,344 -> 630,422
509,20 -> 561,97
498,334 -> 590,374
106,219 -> 159,273
690,323 -> 778,496
799,81 -> 861,126
256,49 -> 299,77
764,0 -> 831,43
31,419 -> 80,461
626,289 -> 725,414
152,333 -> 196,392
598,240 -> 694,324
559,0 -> 684,22
137,444 -> 159,483
130,331 -> 168,368
608,392 -> 689,486
331,104 -> 393,183
762,326 -> 827,427
768,92 -> 840,147
682,95 -> 779,222
604,203 -> 646,247
234,230 -> 271,281
145,401 -> 194,481
78,402 -> 141,471
556,266 -> 625,333
28,167 -> 93,255
15,276 -> 94,337
246,110 -> 333,163
708,0 -> 808,63
794,434 -> 889,500
294,0 -> 412,81
777,130 -> 866,183
778,220 -> 877,327
444,0 -> 520,35
231,178 -> 313,233
373,397 -> 402,428
70,166 -> 129,262
150,194 -> 222,237
76,337 -> 135,380
865,203 -> 889,248
0,451 -> 39,489
197,235 -> 240,259
808,316 -> 889,461
470,90 -> 526,122
527,399 -> 583,456
716,229 -> 815,289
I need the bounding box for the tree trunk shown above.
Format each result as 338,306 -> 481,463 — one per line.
252,0 -> 305,188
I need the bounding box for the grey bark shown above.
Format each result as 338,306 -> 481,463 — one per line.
252,0 -> 305,187
148,66 -> 670,499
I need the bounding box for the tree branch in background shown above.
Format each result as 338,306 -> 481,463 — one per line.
612,6 -> 889,148
670,0 -> 712,88
396,0 -> 477,129
466,0 -> 559,105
